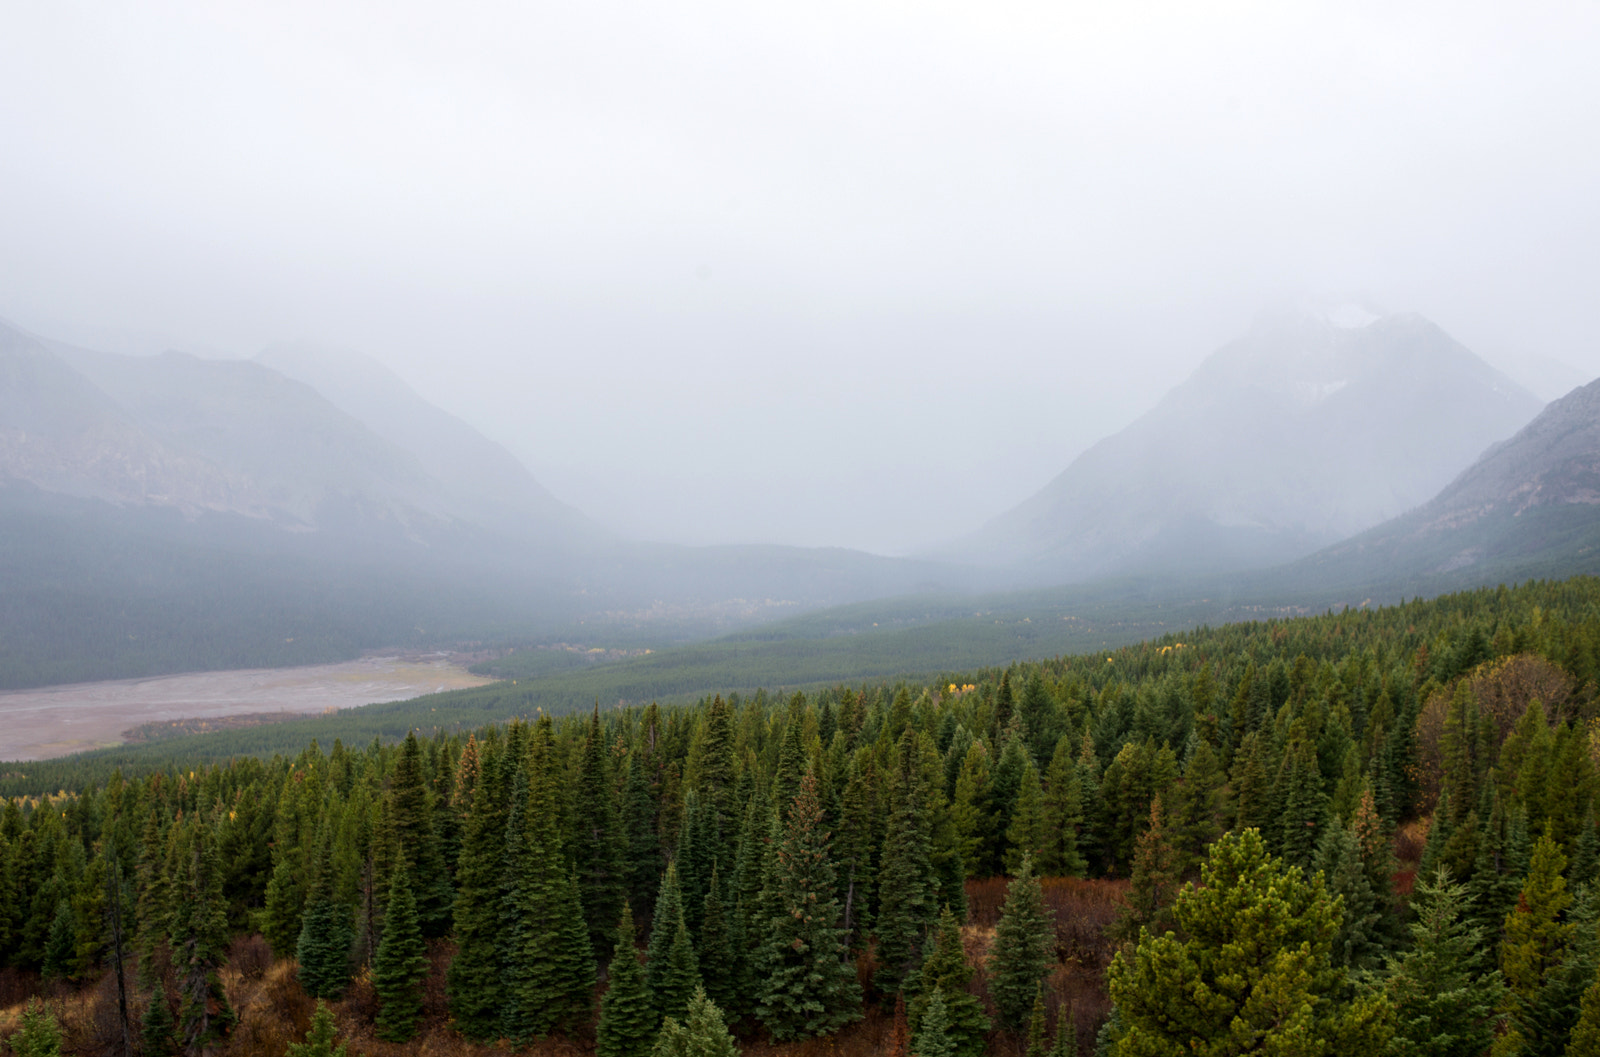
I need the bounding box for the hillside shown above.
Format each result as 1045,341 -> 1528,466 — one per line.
949,309 -> 1542,581
1290,373 -> 1600,592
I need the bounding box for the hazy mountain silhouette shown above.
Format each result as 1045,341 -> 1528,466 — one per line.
947,309 -> 1543,581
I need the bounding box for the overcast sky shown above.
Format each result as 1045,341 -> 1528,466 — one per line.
3,1 -> 1598,554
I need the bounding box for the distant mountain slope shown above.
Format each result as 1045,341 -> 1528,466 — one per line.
255,341 -> 592,547
1290,374 -> 1600,592
948,310 -> 1543,581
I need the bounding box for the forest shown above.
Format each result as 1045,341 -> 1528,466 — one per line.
7,576 -> 1600,1055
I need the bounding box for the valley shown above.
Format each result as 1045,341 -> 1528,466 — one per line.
0,653 -> 491,761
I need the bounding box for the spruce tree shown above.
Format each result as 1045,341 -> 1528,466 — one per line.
140,982 -> 177,1057
446,745 -> 506,1037
622,753 -> 663,921
295,898 -> 354,999
1041,734 -> 1087,877
1382,868 -> 1504,1057
576,706 -> 627,958
697,867 -> 736,1014
1116,795 -> 1178,942
598,905 -> 655,1057
1005,761 -> 1049,875
756,771 -> 863,1040
988,855 -> 1054,1032
388,731 -> 453,936
647,862 -> 699,1021
1106,829 -> 1391,1055
1314,821 -> 1388,970
372,864 -> 428,1043
1498,833 -> 1580,1056
651,986 -> 738,1057
1025,984 -> 1049,1057
168,822 -> 234,1055
911,987 -> 956,1057
875,732 -> 940,997
11,999 -> 62,1057
286,1000 -> 349,1057
906,905 -> 988,1057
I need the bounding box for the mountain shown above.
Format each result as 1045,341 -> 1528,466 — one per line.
947,309 -> 1543,581
1288,374 -> 1600,592
254,341 -> 591,548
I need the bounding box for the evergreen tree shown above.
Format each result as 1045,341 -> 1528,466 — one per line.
1116,796 -> 1178,941
1025,984 -> 1049,1057
1275,725 -> 1328,870
988,855 -> 1054,1032
1382,868 -> 1505,1057
576,706 -> 627,958
446,746 -> 507,1038
906,905 -> 988,1057
698,867 -> 736,1013
295,898 -> 354,999
1041,734 -> 1087,876
140,982 -> 177,1057
756,771 -> 863,1040
11,999 -> 62,1057
875,733 -> 940,997
1106,829 -> 1391,1055
1052,1006 -> 1078,1057
388,731 -> 453,936
372,865 -> 428,1043
911,988 -> 956,1057
1497,834 -> 1580,1056
168,822 -> 234,1055
1569,978 -> 1600,1057
598,905 -> 656,1057
286,1001 -> 349,1057
1315,821 -> 1388,970
647,863 -> 701,1022
41,902 -> 75,981
1006,761 -> 1049,875
651,986 -> 738,1057
623,753 -> 663,921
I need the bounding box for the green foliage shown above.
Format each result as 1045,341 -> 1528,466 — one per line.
9,998 -> 61,1057
1382,868 -> 1505,1057
286,1001 -> 349,1057
651,986 -> 739,1057
756,771 -> 862,1040
141,982 -> 178,1057
1107,828 -> 1391,1056
372,865 -> 428,1043
907,905 -> 988,1057
598,905 -> 656,1057
296,898 -> 354,999
647,863 -> 701,1024
911,987 -> 956,1057
1569,978 -> 1600,1057
875,733 -> 940,997
988,855 -> 1054,1032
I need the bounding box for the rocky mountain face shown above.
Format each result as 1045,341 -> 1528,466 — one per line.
1291,374 -> 1600,589
946,310 -> 1545,582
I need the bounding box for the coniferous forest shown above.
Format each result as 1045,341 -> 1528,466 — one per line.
10,578 -> 1600,1055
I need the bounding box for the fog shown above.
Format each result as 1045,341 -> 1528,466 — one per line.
2,1 -> 1598,554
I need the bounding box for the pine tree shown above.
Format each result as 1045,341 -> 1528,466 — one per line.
651,986 -> 739,1057
1382,868 -> 1505,1057
1106,829 -> 1391,1055
1315,821 -> 1388,970
372,864 -> 428,1043
756,771 -> 863,1041
598,905 -> 655,1057
1052,1005 -> 1077,1057
140,982 -> 177,1057
911,987 -> 956,1057
875,732 -> 940,997
988,855 -> 1054,1032
1116,795 -> 1178,941
622,753 -> 663,921
906,905 -> 989,1057
1498,834 -> 1578,1056
1570,978 -> 1600,1057
1275,724 -> 1328,870
286,1000 -> 349,1057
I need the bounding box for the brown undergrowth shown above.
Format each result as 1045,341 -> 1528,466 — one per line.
1,877 -> 1123,1057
